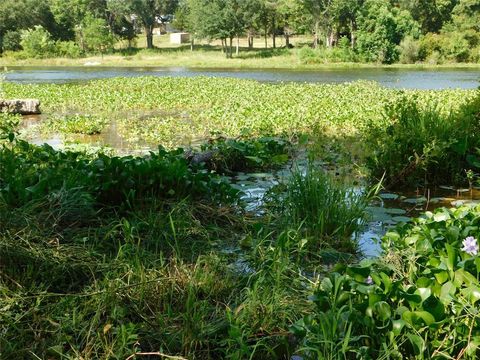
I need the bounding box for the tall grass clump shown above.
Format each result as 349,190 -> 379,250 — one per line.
367,91 -> 480,188
270,166 -> 368,253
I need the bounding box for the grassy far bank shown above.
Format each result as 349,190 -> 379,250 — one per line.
3,77 -> 480,358
2,35 -> 480,69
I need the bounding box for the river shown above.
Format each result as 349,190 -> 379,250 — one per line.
5,66 -> 480,89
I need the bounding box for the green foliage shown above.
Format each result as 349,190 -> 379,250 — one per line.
44,114 -> 108,135
201,137 -> 290,173
1,30 -> 22,52
55,40 -> 82,58
77,14 -> 114,54
399,36 -> 421,64
298,45 -> 358,64
0,139 -> 238,209
19,25 -> 56,58
356,0 -> 420,64
367,91 -> 480,188
294,204 -> 480,359
267,166 -> 368,252
5,77 -> 474,151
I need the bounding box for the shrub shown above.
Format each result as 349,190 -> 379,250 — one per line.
77,15 -> 114,54
418,33 -> 443,61
55,40 -> 82,58
20,25 -> 55,58
2,30 -> 22,52
366,91 -> 480,188
399,36 -> 420,63
442,32 -> 470,62
297,45 -> 357,64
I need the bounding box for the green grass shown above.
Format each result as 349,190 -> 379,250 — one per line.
266,166 -> 370,253
2,34 -> 480,69
367,91 -> 480,187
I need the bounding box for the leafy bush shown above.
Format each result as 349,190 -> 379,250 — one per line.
20,25 -> 55,58
293,204 -> 480,359
55,40 -> 82,58
367,91 -> 480,188
2,30 -> 22,52
0,139 -> 239,209
298,45 -> 357,64
77,14 -> 114,54
399,36 -> 421,63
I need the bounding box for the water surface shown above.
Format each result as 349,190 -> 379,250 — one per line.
6,66 -> 480,89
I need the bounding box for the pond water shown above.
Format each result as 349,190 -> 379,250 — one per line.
5,66 -> 480,89
19,114 -> 480,258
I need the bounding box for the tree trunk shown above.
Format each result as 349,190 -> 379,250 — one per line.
223,39 -> 228,57
190,36 -> 194,51
285,32 -> 290,48
229,37 -> 233,58
248,29 -> 254,49
264,25 -> 268,48
236,36 -> 239,56
314,20 -> 320,49
145,25 -> 154,49
351,19 -> 356,48
272,16 -> 276,49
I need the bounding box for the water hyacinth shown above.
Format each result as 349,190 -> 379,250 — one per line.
461,236 -> 478,256
365,275 -> 374,285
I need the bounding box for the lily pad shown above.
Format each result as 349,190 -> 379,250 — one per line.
380,193 -> 399,200
403,197 -> 427,204
392,216 -> 411,223
384,208 -> 407,215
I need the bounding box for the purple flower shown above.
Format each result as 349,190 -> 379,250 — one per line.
461,236 -> 479,256
365,276 -> 374,285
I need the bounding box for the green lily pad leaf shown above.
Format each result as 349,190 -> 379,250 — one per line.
440,281 -> 456,305
434,211 -> 450,222
384,208 -> 407,215
380,193 -> 399,200
422,295 -> 445,321
404,197 -> 427,204
392,216 -> 411,223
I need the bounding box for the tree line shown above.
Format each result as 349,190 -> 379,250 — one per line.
0,0 -> 479,63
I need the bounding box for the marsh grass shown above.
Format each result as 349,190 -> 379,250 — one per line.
267,166 -> 369,253
367,91 -> 480,188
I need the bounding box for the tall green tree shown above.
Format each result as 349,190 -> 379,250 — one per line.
48,0 -> 108,40
300,0 -> 335,48
187,0 -> 244,57
356,0 -> 420,63
396,0 -> 458,33
129,0 -> 178,48
0,0 -> 59,51
332,0 -> 364,47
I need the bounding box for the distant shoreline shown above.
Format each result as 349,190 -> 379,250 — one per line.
2,54 -> 480,70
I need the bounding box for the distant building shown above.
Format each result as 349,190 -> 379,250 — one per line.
170,33 -> 190,44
